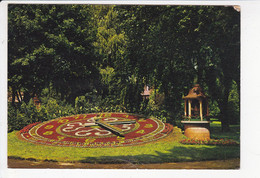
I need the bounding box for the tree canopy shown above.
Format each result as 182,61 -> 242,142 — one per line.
8,4 -> 240,131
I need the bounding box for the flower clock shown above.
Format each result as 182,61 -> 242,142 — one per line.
18,113 -> 173,148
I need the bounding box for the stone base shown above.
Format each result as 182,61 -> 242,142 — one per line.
181,121 -> 210,140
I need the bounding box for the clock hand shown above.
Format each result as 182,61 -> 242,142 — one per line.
83,123 -> 98,127
95,119 -> 136,137
107,120 -> 136,125
83,119 -> 136,127
95,119 -> 125,136
83,116 -> 137,136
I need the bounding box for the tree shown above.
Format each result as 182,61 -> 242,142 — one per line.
8,5 -> 240,131
191,6 -> 240,131
117,6 -> 240,130
93,5 -> 143,112
8,5 -> 100,104
118,6 -> 197,116
8,5 -> 55,104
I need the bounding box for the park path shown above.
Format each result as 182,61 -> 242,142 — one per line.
8,158 -> 239,169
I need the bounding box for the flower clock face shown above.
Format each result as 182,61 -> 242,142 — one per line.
18,113 -> 173,148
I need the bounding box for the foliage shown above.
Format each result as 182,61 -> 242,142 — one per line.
8,98 -> 75,132
227,81 -> 240,124
8,94 -> 134,132
140,89 -> 167,122
8,5 -> 240,132
93,6 -> 144,113
8,101 -> 48,132
180,138 -> 239,146
182,116 -> 209,121
8,5 -> 100,104
208,100 -> 221,117
147,89 -> 165,111
8,103 -> 23,132
173,115 -> 185,130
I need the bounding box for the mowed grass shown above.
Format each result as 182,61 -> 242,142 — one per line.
8,122 -> 240,164
210,120 -> 240,142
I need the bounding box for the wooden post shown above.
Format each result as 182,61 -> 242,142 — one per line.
188,100 -> 191,117
199,99 -> 203,121
184,99 -> 187,116
206,100 -> 209,116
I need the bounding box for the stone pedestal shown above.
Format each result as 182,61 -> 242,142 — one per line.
181,121 -> 210,140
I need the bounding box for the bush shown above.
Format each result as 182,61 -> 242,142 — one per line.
75,96 -> 87,114
8,100 -> 49,132
8,103 -> 23,132
228,81 -> 240,124
8,97 -> 76,132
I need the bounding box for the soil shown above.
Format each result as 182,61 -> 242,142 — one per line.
8,158 -> 240,169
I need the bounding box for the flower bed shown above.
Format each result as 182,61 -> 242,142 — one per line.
17,112 -> 174,148
180,138 -> 239,146
19,122 -> 42,134
182,116 -> 210,122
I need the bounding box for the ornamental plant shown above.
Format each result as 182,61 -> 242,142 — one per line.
180,138 -> 239,146
182,115 -> 210,121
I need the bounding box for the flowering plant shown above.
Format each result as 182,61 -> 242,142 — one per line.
180,138 -> 239,146
182,116 -> 209,121
19,122 -> 41,134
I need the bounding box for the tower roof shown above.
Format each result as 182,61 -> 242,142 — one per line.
183,84 -> 207,99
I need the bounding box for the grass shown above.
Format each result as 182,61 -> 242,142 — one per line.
210,121 -> 240,142
8,122 -> 240,164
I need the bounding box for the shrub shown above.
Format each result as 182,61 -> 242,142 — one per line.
8,100 -> 49,132
75,96 -> 87,114
228,81 -> 240,124
8,103 -> 23,132
46,98 -> 60,118
8,97 -> 76,132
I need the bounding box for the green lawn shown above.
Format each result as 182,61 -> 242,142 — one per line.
210,121 -> 240,142
8,122 -> 240,164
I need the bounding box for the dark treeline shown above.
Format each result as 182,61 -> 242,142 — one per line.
8,5 -> 240,132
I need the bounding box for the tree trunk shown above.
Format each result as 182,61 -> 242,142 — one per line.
11,88 -> 16,106
15,91 -> 21,103
18,89 -> 23,102
23,91 -> 31,103
221,106 -> 230,132
220,85 -> 231,132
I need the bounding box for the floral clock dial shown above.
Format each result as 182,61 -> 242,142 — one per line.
18,113 -> 173,148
